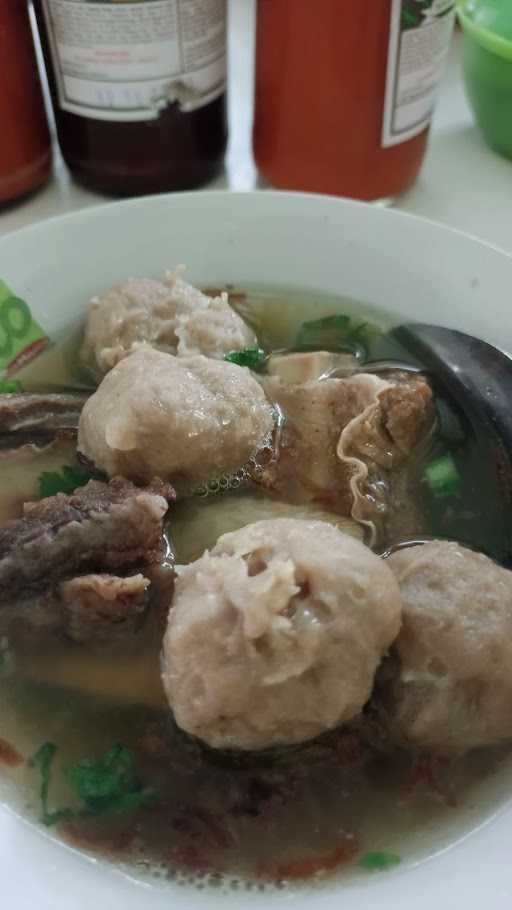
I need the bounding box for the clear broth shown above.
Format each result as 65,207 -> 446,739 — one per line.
1,286 -> 511,892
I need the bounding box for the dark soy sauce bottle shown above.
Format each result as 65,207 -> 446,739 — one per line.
33,0 -> 227,196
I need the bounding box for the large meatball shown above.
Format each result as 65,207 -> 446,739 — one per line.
78,348 -> 274,492
81,271 -> 255,375
162,519 -> 402,750
386,541 -> 512,753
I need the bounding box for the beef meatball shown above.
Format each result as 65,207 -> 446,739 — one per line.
78,348 -> 275,492
81,271 -> 256,375
385,541 -> 512,753
162,519 -> 402,751
175,296 -> 256,358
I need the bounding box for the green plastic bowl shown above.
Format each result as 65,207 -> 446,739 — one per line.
457,0 -> 512,159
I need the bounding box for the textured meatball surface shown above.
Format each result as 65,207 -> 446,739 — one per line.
78,348 -> 274,491
386,541 -> 512,753
81,273 -> 255,375
162,519 -> 402,750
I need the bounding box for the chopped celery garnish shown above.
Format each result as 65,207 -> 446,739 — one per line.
423,453 -> 461,498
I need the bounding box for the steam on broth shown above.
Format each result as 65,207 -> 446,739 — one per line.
1,281 -> 512,893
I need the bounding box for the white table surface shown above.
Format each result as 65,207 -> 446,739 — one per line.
0,2 -> 511,254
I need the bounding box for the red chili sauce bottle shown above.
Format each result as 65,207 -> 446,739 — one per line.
254,0 -> 456,202
0,2 -> 52,206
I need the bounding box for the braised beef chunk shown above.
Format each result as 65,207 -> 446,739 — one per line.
340,376 -> 434,472
0,393 -> 87,441
60,573 -> 150,643
0,477 -> 174,595
2,573 -> 152,644
0,477 -> 175,641
257,373 -> 433,518
375,379 -> 434,458
256,374 -> 385,513
337,375 -> 434,543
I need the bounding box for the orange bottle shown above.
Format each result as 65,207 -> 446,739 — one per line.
0,2 -> 52,205
253,0 -> 455,202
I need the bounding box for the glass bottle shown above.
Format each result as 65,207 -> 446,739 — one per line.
0,1 -> 52,206
253,0 -> 456,202
33,0 -> 227,196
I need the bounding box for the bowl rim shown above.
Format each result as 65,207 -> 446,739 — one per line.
457,1 -> 512,62
2,187 -> 512,910
1,188 -> 512,263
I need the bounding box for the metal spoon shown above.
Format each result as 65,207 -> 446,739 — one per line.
356,359 -> 424,375
385,323 -> 512,567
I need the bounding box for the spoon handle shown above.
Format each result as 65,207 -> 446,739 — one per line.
392,323 -> 512,566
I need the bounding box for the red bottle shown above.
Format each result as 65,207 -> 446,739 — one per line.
254,0 -> 455,202
0,2 -> 52,205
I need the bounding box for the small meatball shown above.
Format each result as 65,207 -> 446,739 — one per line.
81,271 -> 255,375
81,276 -> 205,374
162,519 -> 402,750
78,348 -> 275,492
386,541 -> 512,753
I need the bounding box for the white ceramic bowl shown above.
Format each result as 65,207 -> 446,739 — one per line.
1,191 -> 511,910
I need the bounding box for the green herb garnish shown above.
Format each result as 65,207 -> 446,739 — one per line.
38,465 -> 94,499
402,7 -> 422,28
0,378 -> 23,393
29,742 -> 155,827
224,347 -> 267,370
359,851 -> 401,871
423,453 -> 461,499
293,314 -> 380,357
66,743 -> 155,815
28,742 -> 74,827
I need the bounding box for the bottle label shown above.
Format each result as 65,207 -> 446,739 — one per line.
382,0 -> 455,148
40,0 -> 227,122
0,280 -> 49,377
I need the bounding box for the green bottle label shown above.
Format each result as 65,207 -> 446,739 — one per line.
402,0 -> 455,30
382,0 -> 456,148
0,280 -> 48,376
